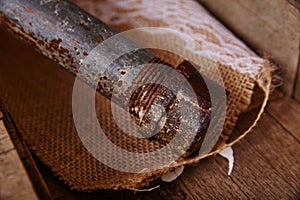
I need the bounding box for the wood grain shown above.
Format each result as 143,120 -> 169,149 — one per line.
0,119 -> 38,200
266,95 -> 300,142
294,46 -> 300,102
200,0 -> 300,96
173,112 -> 300,199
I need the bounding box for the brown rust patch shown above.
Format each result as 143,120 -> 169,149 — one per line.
24,6 -> 35,14
72,39 -> 80,44
37,40 -> 45,46
59,47 -> 70,55
28,32 -> 38,41
1,11 -> 79,81
94,35 -> 103,43
83,51 -> 88,56
48,38 -> 62,50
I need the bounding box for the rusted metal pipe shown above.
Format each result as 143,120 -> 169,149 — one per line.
0,0 -> 153,88
0,0 -> 213,154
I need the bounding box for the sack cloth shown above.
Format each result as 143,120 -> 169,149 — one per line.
0,0 -> 273,191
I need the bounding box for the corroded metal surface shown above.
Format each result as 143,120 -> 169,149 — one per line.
0,0 -> 152,94
0,0 -> 213,154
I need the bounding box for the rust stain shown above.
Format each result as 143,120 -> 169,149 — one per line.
24,6 -> 43,17
24,6 -> 35,14
2,16 -> 77,74
72,39 -> 80,44
94,35 -> 103,43
48,38 -> 62,51
37,40 -> 45,46
58,47 -> 70,55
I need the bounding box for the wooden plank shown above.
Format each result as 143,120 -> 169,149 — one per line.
0,101 -> 52,200
266,96 -> 300,142
245,113 -> 300,193
293,48 -> 300,102
175,113 -> 299,199
176,157 -> 249,199
0,120 -> 38,200
151,96 -> 300,199
0,120 -> 8,140
200,0 -> 300,95
288,0 -> 300,9
0,121 -> 14,153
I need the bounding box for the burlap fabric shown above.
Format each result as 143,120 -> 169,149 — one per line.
73,0 -> 273,144
0,0 -> 273,191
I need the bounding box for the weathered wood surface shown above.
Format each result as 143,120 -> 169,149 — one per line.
200,0 -> 300,96
0,112 -> 38,200
294,55 -> 300,103
267,95 -> 300,142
